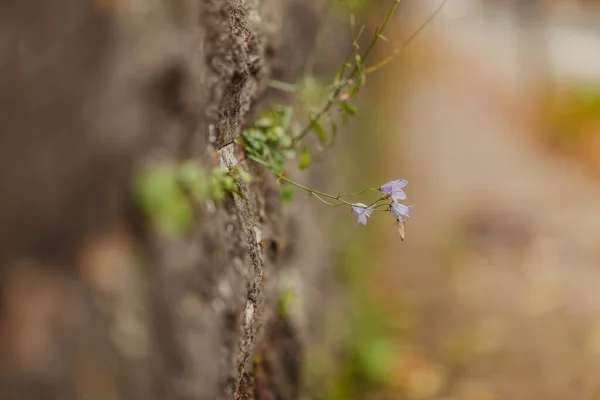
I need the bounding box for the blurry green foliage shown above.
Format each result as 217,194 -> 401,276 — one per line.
321,300 -> 397,400
240,106 -> 309,203
279,185 -> 295,204
134,163 -> 196,237
548,86 -> 600,147
133,160 -> 249,237
307,224 -> 398,400
240,106 -> 298,173
277,287 -> 296,316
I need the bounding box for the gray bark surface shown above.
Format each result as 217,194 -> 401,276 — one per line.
0,1 -> 327,399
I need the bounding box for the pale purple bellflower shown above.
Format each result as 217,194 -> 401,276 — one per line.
391,202 -> 413,222
391,202 -> 413,241
381,179 -> 408,202
352,203 -> 374,226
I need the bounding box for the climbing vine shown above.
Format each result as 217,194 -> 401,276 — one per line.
134,0 -> 448,238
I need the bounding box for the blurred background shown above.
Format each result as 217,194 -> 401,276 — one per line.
4,0 -> 600,398
309,0 -> 600,398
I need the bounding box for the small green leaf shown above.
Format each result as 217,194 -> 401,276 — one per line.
271,160 -> 284,174
279,133 -> 293,148
311,118 -> 328,143
283,149 -> 297,160
280,185 -> 294,204
238,167 -> 252,183
221,175 -> 237,192
210,169 -> 227,200
354,52 -> 365,81
255,116 -> 275,128
340,102 -> 357,116
133,163 -> 193,237
298,146 -> 311,170
272,125 -> 286,138
282,106 -> 294,129
178,160 -> 209,201
278,288 -> 295,316
334,62 -> 348,86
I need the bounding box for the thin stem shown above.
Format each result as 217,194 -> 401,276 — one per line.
372,202 -> 392,211
365,196 -> 388,211
248,155 -> 384,209
249,156 -> 347,203
339,187 -> 381,197
365,0 -> 447,73
310,192 -> 341,206
300,0 -> 333,77
291,0 -> 400,146
278,173 -> 357,207
360,1 -> 399,62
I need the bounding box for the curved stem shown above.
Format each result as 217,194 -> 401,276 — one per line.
365,0 -> 448,74
248,155 -> 384,209
338,187 -> 381,197
291,0 -> 400,146
278,173 -> 357,207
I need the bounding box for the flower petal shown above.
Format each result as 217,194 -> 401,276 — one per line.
381,182 -> 393,194
352,203 -> 373,225
352,203 -> 368,217
393,179 -> 408,188
357,214 -> 368,225
391,189 -> 407,202
391,203 -> 413,220
381,179 -> 408,194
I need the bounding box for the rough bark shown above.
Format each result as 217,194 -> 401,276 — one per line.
0,0 -> 325,399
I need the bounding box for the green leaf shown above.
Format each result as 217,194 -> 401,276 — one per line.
298,146 -> 311,170
279,132 -> 293,148
277,288 -> 295,316
271,159 -> 284,174
282,106 -> 294,129
255,116 -> 275,128
178,160 -> 209,201
221,175 -> 237,192
311,118 -> 328,143
280,185 -> 294,204
283,149 -> 297,160
133,163 -> 193,237
211,167 -> 240,199
340,102 -> 357,116
355,52 -> 363,67
272,125 -> 286,138
334,62 -> 348,87
238,167 -> 252,183
210,169 -> 227,200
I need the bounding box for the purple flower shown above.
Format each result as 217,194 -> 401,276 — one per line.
391,202 -> 413,222
352,203 -> 374,226
381,179 -> 408,202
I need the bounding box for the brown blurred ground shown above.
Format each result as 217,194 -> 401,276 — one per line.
352,1 -> 600,399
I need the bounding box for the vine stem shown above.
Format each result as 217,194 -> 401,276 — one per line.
248,155 -> 387,210
291,0 -> 401,146
338,187 -> 381,197
365,0 -> 448,74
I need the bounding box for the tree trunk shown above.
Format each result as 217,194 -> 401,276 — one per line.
0,1 -> 327,399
